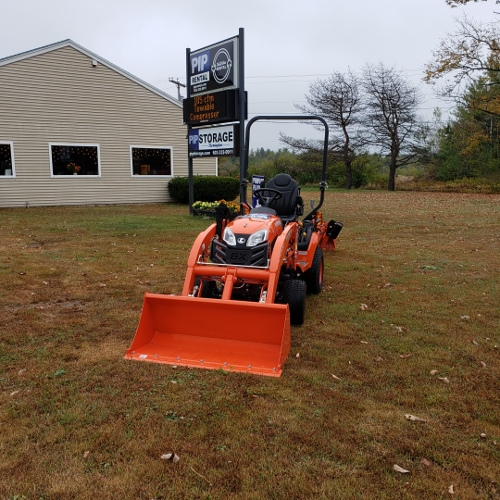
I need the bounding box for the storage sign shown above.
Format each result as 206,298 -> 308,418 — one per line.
189,37 -> 238,96
188,125 -> 239,157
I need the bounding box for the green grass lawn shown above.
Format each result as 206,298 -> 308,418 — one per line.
1,191 -> 499,499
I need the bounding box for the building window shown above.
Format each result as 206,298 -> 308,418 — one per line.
0,142 -> 15,177
50,144 -> 100,176
131,147 -> 172,176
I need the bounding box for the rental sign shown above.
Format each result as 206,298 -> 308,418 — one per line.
188,124 -> 239,157
189,37 -> 238,96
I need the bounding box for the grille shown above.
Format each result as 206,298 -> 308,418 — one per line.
211,239 -> 269,267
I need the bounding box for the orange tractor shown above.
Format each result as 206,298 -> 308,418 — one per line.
124,116 -> 342,376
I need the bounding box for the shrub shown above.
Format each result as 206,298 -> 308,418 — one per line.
168,176 -> 240,204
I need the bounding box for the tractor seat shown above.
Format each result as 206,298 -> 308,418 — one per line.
266,174 -> 303,223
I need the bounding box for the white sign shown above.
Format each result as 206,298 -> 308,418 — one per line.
188,125 -> 237,157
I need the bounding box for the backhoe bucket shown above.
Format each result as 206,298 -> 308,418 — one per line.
124,293 -> 291,377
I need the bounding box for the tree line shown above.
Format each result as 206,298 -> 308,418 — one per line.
220,2 -> 500,191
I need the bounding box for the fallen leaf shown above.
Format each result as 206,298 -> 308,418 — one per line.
10,390 -> 19,397
83,451 -> 90,459
461,315 -> 470,320
430,369 -> 438,375
393,464 -> 410,474
331,374 -> 341,380
360,340 -> 369,344
449,484 -> 455,494
405,414 -> 426,422
395,326 -> 404,333
295,352 -> 300,358
421,458 -> 432,467
375,356 -> 384,362
161,453 -> 180,463
480,361 -> 487,368
360,303 -> 368,311
480,433 -> 487,439
438,377 -> 450,383
400,353 -> 412,359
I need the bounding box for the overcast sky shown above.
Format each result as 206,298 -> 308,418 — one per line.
1,0 -> 497,149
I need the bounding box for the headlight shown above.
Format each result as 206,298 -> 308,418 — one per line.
223,227 -> 236,246
246,229 -> 268,247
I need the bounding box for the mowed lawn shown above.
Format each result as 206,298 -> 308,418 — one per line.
1,191 -> 499,499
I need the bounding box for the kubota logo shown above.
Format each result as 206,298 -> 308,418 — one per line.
211,48 -> 232,84
237,237 -> 246,244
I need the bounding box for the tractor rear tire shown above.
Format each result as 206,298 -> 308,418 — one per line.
283,279 -> 306,326
305,246 -> 324,295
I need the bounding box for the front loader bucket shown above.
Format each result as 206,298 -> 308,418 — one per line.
124,293 -> 291,377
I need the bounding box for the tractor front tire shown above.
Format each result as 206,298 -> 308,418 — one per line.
283,279 -> 306,326
305,246 -> 324,295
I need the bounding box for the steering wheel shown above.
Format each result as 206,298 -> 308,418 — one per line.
253,188 -> 282,207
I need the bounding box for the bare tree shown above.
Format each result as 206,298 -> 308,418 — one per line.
281,70 -> 363,189
362,63 -> 422,191
424,16 -> 500,105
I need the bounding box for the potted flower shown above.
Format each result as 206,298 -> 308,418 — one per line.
192,200 -> 239,218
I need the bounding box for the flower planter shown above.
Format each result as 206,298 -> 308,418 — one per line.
193,209 -> 216,218
193,209 -> 238,220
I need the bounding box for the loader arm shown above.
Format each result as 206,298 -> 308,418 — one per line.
182,223 -> 217,296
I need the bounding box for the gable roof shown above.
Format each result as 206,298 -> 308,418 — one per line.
0,39 -> 181,107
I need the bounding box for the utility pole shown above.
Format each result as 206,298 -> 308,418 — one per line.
169,77 -> 186,101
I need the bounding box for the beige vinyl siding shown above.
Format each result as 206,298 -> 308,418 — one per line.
0,45 -> 216,208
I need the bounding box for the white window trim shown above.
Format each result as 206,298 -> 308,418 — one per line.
49,143 -> 101,178
130,145 -> 174,177
0,141 -> 15,178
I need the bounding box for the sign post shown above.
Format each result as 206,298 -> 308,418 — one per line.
184,29 -> 246,214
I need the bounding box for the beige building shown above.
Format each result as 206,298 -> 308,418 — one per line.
0,40 -> 216,208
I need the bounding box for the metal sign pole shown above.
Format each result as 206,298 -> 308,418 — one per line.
186,47 -> 194,215
238,28 -> 247,207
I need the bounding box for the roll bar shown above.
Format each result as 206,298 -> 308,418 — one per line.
239,115 -> 329,220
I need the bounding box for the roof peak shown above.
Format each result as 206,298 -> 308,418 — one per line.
0,39 -> 181,107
